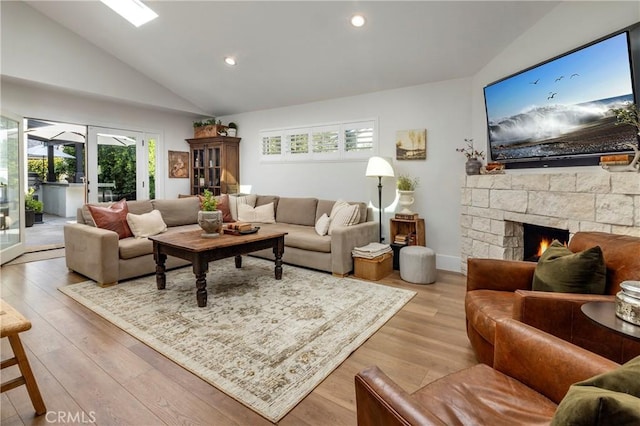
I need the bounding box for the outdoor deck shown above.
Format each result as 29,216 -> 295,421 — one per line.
25,213 -> 69,251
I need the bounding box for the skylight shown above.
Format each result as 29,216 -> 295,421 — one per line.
100,0 -> 158,27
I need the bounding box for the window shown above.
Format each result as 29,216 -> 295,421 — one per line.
261,134 -> 282,160
345,124 -> 374,153
311,130 -> 339,154
288,132 -> 309,156
260,119 -> 376,162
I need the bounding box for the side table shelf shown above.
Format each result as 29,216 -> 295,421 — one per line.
390,217 -> 425,247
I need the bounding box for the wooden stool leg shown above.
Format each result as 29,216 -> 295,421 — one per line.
7,334 -> 46,415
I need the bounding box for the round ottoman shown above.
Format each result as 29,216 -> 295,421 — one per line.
400,246 -> 436,284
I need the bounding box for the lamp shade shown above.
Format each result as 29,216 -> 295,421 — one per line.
365,156 -> 394,178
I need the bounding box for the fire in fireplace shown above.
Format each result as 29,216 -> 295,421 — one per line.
523,224 -> 569,262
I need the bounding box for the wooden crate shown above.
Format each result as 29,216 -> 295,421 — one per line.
353,252 -> 393,281
194,125 -> 228,139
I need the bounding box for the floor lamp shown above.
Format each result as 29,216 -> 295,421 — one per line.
365,156 -> 394,243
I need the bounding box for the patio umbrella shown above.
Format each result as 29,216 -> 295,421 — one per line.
27,145 -> 75,159
25,121 -> 86,144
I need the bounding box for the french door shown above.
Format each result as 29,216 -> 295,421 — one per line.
0,111 -> 25,264
87,126 -> 153,203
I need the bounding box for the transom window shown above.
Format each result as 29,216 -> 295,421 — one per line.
260,119 -> 376,162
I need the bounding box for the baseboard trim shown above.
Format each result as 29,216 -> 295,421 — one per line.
436,254 -> 461,273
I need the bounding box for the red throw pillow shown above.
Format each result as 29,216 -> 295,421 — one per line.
197,193 -> 234,222
217,194 -> 233,222
87,198 -> 133,239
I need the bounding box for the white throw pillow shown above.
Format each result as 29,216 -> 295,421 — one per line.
238,202 -> 275,224
314,213 -> 331,236
328,203 -> 360,235
229,194 -> 258,221
330,199 -> 350,218
126,210 -> 167,238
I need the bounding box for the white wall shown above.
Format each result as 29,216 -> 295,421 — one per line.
221,78 -> 473,272
471,1 -> 640,171
2,78 -> 195,199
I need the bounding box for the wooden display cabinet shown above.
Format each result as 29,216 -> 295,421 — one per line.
186,136 -> 240,195
390,217 -> 425,247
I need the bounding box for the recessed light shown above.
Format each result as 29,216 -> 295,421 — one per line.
224,57 -> 237,66
350,14 -> 366,28
100,0 -> 158,27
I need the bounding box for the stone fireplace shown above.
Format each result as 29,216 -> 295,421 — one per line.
460,172 -> 640,274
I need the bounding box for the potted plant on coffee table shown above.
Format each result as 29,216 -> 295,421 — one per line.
198,189 -> 222,238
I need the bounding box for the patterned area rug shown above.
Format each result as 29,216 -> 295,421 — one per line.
59,257 -> 415,422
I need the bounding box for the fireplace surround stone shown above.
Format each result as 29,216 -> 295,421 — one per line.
460,172 -> 640,274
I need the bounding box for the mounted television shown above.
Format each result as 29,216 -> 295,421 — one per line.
484,23 -> 640,168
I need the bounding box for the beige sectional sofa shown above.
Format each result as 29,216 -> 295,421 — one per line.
64,195 -> 377,285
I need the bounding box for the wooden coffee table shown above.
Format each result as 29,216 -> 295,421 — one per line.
149,229 -> 286,307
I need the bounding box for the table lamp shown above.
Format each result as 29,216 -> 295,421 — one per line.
365,156 -> 394,243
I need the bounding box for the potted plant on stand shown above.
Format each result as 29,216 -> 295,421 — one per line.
396,174 -> 419,214
25,188 -> 44,228
198,189 -> 222,238
457,138 -> 485,175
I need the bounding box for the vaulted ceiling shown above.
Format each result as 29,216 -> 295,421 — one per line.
24,1 -> 559,116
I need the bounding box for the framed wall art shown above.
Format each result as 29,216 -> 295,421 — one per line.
168,150 -> 189,178
396,129 -> 426,160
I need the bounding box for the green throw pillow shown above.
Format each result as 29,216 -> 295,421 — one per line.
532,240 -> 606,294
579,355 -> 640,397
552,387 -> 640,426
551,356 -> 640,425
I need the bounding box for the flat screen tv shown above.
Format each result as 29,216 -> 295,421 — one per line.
484,23 -> 640,168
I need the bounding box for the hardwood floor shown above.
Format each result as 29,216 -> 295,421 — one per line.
0,257 -> 477,425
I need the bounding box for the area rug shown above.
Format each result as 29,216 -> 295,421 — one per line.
59,257 -> 415,422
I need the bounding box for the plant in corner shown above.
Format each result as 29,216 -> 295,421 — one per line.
24,188 -> 43,227
197,189 -> 223,238
396,174 -> 419,214
457,138 -> 485,176
396,174 -> 419,191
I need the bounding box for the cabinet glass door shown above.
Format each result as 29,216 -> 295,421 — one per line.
193,148 -> 205,194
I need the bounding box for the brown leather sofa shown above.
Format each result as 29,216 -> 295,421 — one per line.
465,231 -> 640,366
355,319 -> 619,425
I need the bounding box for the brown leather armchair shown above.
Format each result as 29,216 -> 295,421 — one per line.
355,319 -> 619,425
465,231 -> 640,366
